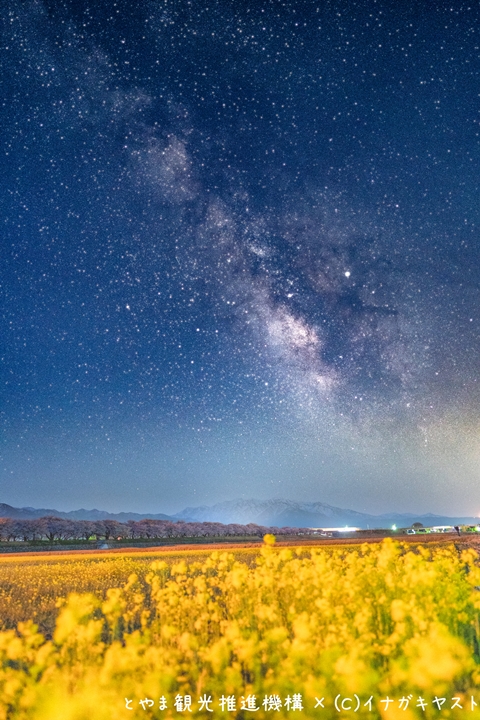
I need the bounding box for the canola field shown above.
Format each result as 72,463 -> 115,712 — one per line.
1,538 -> 480,719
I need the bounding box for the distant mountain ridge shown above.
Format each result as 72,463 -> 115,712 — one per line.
173,498 -> 370,526
0,503 -> 172,523
0,499 -> 478,529
172,497 -> 479,529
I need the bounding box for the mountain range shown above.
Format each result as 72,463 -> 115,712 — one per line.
0,499 -> 478,529
0,503 -> 172,523
172,498 -> 478,529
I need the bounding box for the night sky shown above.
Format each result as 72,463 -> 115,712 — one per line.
1,0 -> 480,516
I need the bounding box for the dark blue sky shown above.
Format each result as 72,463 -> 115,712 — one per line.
1,0 -> 480,515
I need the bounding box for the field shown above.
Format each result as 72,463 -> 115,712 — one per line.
1,538 -> 480,719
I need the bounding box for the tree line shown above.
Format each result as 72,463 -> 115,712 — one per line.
0,516 -> 302,542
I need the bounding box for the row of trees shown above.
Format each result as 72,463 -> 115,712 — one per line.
0,516 -> 302,542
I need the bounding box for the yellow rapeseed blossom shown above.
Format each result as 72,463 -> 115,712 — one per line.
0,540 -> 480,718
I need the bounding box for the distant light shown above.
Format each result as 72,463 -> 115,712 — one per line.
391,524 -> 397,531
344,271 -> 351,278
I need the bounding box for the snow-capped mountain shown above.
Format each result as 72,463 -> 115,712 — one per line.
173,498 -> 478,529
173,498 -> 377,527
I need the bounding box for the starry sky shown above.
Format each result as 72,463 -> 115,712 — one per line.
1,0 -> 480,516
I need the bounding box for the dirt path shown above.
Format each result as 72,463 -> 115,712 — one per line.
1,532 -> 478,561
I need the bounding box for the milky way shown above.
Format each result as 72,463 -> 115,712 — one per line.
1,0 -> 480,515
